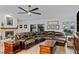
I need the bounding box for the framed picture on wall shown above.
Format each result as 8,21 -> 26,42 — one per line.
24,24 -> 27,28
47,21 -> 59,30
19,25 -> 22,28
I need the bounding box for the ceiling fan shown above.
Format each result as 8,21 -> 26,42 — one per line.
18,5 -> 41,15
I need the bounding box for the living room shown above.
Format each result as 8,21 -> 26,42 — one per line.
0,5 -> 78,54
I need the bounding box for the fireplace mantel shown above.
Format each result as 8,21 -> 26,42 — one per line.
0,26 -> 18,29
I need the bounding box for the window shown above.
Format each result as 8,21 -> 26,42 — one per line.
63,21 -> 75,35
6,16 -> 13,25
38,24 -> 44,33
30,24 -> 36,32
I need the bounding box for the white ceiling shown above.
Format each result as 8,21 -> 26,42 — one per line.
0,5 -> 79,20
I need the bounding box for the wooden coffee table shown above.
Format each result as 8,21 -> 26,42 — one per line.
40,40 -> 56,54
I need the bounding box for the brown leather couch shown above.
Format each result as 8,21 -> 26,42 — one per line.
15,31 -> 64,49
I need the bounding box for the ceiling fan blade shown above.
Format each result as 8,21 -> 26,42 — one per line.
31,12 -> 41,15
29,8 -> 39,12
18,7 -> 28,13
17,12 -> 27,14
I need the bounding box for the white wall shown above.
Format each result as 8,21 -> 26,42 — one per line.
17,16 -> 76,33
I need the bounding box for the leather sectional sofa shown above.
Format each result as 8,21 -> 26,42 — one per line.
15,31 -> 65,49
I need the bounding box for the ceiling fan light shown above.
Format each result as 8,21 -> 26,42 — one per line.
28,12 -> 31,16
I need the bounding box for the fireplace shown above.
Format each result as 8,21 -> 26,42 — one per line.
5,31 -> 14,39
